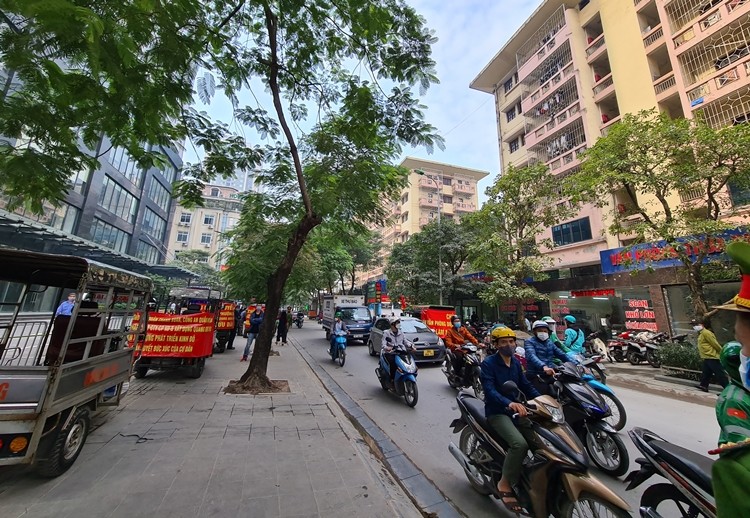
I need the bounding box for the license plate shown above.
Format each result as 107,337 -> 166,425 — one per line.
351,334 -> 362,338
423,349 -> 434,357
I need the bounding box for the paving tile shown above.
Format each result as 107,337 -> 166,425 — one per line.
313,487 -> 351,513
278,491 -> 318,516
237,494 -> 280,518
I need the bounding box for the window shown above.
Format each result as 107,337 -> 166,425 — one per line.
147,178 -> 171,212
107,147 -> 143,187
503,73 -> 518,94
401,193 -> 408,204
200,233 -> 212,245
98,176 -> 138,223
443,195 -> 453,204
210,187 -> 220,197
90,218 -> 130,253
552,217 -> 593,246
68,167 -> 90,195
442,176 -> 451,186
506,106 -> 517,122
509,138 -> 520,153
135,240 -> 160,264
203,214 -> 215,226
176,231 -> 189,243
142,208 -> 166,240
179,212 -> 192,224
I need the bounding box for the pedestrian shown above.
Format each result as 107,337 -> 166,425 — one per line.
55,292 -> 76,316
168,300 -> 177,314
695,317 -> 728,392
277,307 -> 289,346
524,316 -> 531,332
242,306 -> 264,361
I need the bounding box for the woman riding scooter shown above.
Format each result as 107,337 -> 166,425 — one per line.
525,320 -> 576,395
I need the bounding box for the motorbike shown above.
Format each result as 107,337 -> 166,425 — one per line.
541,362 -> 630,476
375,340 -> 419,407
448,385 -> 631,518
443,343 -> 485,400
295,312 -> 304,328
579,370 -> 628,431
625,427 -> 716,518
626,332 -> 662,368
329,330 -> 347,366
608,331 -> 632,363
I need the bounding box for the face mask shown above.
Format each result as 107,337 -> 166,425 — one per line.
536,332 -> 549,341
453,322 -> 461,329
693,325 -> 703,331
394,323 -> 401,330
740,353 -> 750,391
498,345 -> 514,357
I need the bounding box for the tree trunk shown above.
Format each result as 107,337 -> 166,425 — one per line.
349,269 -> 356,295
685,260 -> 709,318
515,299 -> 526,330
238,213 -> 321,387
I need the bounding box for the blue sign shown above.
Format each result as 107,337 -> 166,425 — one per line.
599,228 -> 750,275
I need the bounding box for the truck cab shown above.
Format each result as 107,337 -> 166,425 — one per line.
321,295 -> 373,344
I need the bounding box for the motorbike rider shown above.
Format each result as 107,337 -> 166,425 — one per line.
329,312 -> 349,355
444,315 -> 481,378
381,317 -> 416,383
563,315 -> 586,355
541,316 -> 569,352
524,320 -> 574,394
480,326 -> 540,515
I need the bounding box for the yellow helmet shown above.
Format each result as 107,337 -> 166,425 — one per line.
490,326 -> 516,340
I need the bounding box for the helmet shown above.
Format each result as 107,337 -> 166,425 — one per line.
451,314 -> 461,323
721,341 -> 743,387
564,315 -> 576,324
335,311 -> 342,318
389,317 -> 401,326
531,320 -> 550,331
541,316 -> 556,324
491,327 -> 516,340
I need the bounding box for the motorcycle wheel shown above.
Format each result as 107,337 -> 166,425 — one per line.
403,380 -> 418,407
445,360 -> 459,389
471,367 -> 484,401
626,350 -> 641,366
641,483 -> 710,517
612,350 -> 625,363
458,428 -> 492,495
560,492 -> 630,518
646,350 -> 661,368
338,348 -> 346,367
594,389 -> 627,431
584,429 -> 629,477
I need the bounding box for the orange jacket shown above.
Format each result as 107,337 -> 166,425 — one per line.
444,326 -> 479,350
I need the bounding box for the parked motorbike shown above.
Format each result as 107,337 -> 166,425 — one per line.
627,332 -> 662,368
375,340 -> 419,407
608,331 -> 632,363
540,362 -> 630,476
443,343 -> 485,400
295,312 -> 304,328
329,330 -> 347,366
625,427 -> 716,518
448,386 -> 630,517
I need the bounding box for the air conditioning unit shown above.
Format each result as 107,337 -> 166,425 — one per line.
181,242 -> 187,247
204,243 -> 211,248
208,225 -> 214,229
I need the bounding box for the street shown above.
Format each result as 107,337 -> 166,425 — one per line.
291,323 -> 720,517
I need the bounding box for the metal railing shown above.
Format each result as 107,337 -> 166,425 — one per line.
593,75 -> 614,96
0,319 -> 49,367
654,73 -> 677,94
643,26 -> 664,48
586,35 -> 606,57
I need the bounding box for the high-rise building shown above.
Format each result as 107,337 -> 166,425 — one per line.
211,169 -> 263,193
357,157 -> 489,284
166,185 -> 243,269
470,0 -> 750,333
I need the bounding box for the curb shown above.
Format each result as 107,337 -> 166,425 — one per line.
292,340 -> 464,518
653,374 -> 723,393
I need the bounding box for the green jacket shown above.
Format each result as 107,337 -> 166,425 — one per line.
698,329 -> 722,360
713,383 -> 750,517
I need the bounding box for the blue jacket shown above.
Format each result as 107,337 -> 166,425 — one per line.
248,311 -> 264,334
524,335 -> 570,376
481,354 -> 540,418
564,327 -> 585,354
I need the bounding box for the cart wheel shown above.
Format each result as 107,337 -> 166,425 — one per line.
133,366 -> 149,379
187,358 -> 205,379
36,407 -> 90,478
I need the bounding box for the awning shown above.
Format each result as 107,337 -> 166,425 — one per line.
0,210 -> 198,280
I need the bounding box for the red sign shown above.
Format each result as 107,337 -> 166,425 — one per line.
624,299 -> 658,332
216,302 -> 236,331
132,312 -> 215,358
421,307 -> 456,338
571,289 -> 615,298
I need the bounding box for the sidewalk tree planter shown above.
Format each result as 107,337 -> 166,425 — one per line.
659,343 -> 703,381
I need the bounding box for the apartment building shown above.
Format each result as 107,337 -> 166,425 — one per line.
470,0 -> 750,336
357,157 -> 489,284
167,185 -> 244,270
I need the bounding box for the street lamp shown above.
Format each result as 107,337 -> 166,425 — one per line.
416,169 -> 443,305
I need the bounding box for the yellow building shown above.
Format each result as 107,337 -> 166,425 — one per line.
166,185 -> 243,269
357,157 -> 489,284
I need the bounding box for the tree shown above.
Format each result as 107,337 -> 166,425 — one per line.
569,110 -> 750,317
465,164 -> 575,328
385,219 -> 477,304
168,250 -> 224,292
0,1 -> 261,210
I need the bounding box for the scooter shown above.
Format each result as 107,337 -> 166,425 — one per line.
625,427 -> 716,518
626,334 -> 661,368
375,339 -> 419,407
295,313 -> 304,328
608,331 -> 631,363
543,362 -> 630,476
443,343 -> 484,400
448,386 -> 631,517
329,330 -> 346,366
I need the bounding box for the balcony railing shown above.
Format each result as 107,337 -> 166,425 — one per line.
679,187 -> 703,203
453,183 -> 475,194
593,74 -> 614,96
687,83 -> 709,102
643,26 -> 664,48
454,202 -> 476,212
419,197 -> 439,208
585,35 -> 606,57
418,177 -> 439,189
654,73 -> 677,95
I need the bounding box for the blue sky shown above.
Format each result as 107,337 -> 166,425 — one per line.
188,1 -> 541,200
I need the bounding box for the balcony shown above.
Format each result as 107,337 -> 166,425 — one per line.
454,202 -> 476,213
671,0 -> 750,54
525,102 -> 583,149
679,186 -> 704,203
516,5 -> 568,81
523,62 -> 575,114
593,74 -> 615,101
453,182 -> 475,195
419,217 -> 430,226
419,197 -> 439,208
643,25 -> 664,49
600,115 -> 621,136
418,177 -> 439,189
393,205 -> 402,215
653,72 -> 678,101
585,35 -> 607,63
685,56 -> 750,109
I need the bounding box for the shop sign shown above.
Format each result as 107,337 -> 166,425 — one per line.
600,227 -> 750,275
462,271 -> 494,282
500,301 -> 539,312
623,299 -> 658,332
571,289 -> 615,298
366,280 -> 387,304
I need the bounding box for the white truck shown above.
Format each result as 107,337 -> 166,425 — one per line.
321,294 -> 373,344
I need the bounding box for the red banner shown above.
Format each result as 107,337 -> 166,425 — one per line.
132,312 -> 214,358
422,307 -> 456,338
217,302 -> 235,331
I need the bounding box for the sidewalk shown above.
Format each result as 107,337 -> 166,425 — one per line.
0,338 -> 422,518
605,362 -> 720,407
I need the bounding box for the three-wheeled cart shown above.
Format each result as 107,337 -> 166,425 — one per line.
0,250 -> 152,476
214,300 -> 236,353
